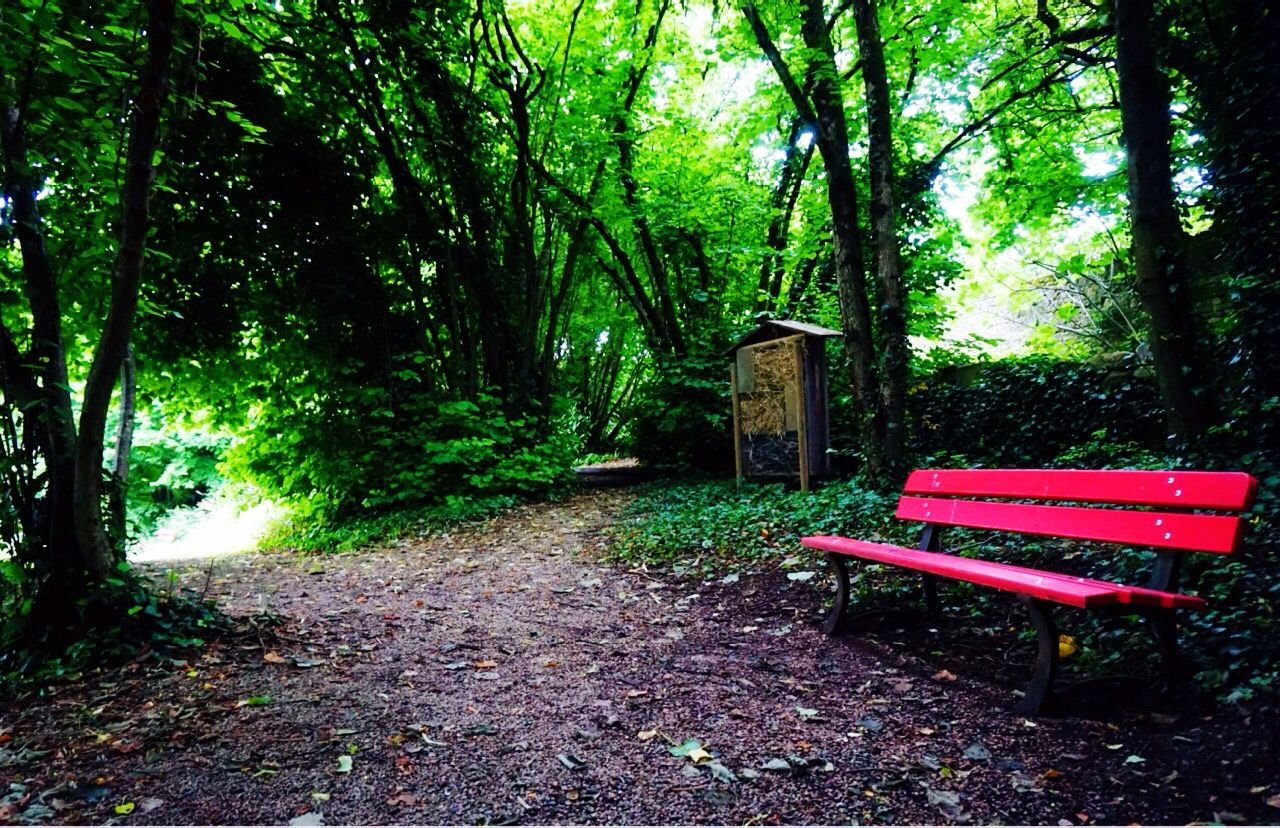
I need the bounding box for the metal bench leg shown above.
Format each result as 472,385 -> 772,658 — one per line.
1014,596 -> 1059,716
824,552 -> 851,635
1145,609 -> 1189,688
921,574 -> 940,616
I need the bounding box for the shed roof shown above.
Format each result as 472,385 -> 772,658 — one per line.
725,319 -> 842,355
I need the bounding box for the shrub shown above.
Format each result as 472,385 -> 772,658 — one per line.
909,356 -> 1166,467
223,374 -> 575,535
627,352 -> 732,473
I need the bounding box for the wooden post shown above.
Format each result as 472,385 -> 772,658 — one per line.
793,337 -> 810,492
729,361 -> 743,487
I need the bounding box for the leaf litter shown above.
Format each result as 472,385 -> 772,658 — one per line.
1,489 -> 1276,825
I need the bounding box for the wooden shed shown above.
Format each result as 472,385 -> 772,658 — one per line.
727,319 -> 841,491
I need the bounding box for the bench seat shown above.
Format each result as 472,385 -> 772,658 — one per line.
802,535 -> 1207,610
802,468 -> 1257,714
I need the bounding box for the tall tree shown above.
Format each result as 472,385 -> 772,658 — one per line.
1112,0 -> 1218,439
0,0 -> 177,634
851,0 -> 910,481
744,0 -> 885,477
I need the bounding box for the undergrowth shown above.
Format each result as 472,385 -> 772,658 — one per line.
612,462 -> 1280,702
0,569 -> 235,692
260,493 -> 527,554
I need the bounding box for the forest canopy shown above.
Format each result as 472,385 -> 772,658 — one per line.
1,0 -> 1278,683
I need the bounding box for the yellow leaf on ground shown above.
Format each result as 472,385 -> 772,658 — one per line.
687,747 -> 713,763
1058,635 -> 1079,658
263,651 -> 286,664
473,660 -> 498,670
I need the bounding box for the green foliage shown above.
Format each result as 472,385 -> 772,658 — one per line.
120,415 -> 230,538
910,356 -> 1166,467
627,351 -> 734,473
262,493 -> 519,554
609,479 -> 898,570
0,565 -> 231,691
223,366 -> 575,530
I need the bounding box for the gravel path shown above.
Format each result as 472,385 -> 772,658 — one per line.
2,489 -> 1277,825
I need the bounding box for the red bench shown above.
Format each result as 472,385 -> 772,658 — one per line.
801,468 -> 1258,714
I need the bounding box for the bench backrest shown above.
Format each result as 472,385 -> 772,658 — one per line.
897,469 -> 1258,555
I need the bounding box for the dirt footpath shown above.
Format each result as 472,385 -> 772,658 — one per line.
2,489 -> 1277,825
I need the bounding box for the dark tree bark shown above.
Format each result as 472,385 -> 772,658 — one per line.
108,346 -> 137,548
1113,0 -> 1218,439
2,102 -> 81,582
73,0 -> 178,578
1170,0 -> 1280,433
797,0 -> 883,476
744,0 -> 884,476
852,0 -> 910,482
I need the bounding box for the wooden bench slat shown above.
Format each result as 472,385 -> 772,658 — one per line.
903,469 -> 1258,511
895,495 -> 1245,554
801,535 -> 1208,610
802,536 -> 1124,608
803,537 -> 1203,609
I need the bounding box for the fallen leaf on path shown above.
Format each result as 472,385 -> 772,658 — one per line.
706,761 -> 737,783
114,802 -> 135,815
931,670 -> 957,682
473,660 -> 498,670
263,651 -> 287,665
1058,635 -> 1078,657
235,695 -> 272,708
926,787 -> 961,810
761,757 -> 790,772
637,728 -> 660,741
1266,794 -> 1280,809
289,812 -> 325,826
386,792 -> 418,807
786,571 -> 815,582
138,797 -> 165,813
668,738 -> 713,763
557,753 -> 587,771
334,755 -> 353,773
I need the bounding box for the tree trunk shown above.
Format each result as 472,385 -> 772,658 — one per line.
0,104 -> 82,580
853,0 -> 910,482
797,0 -> 883,476
1174,0 -> 1280,436
1113,0 -> 1218,439
108,346 -> 137,548
73,0 -> 177,579
757,116 -> 814,314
